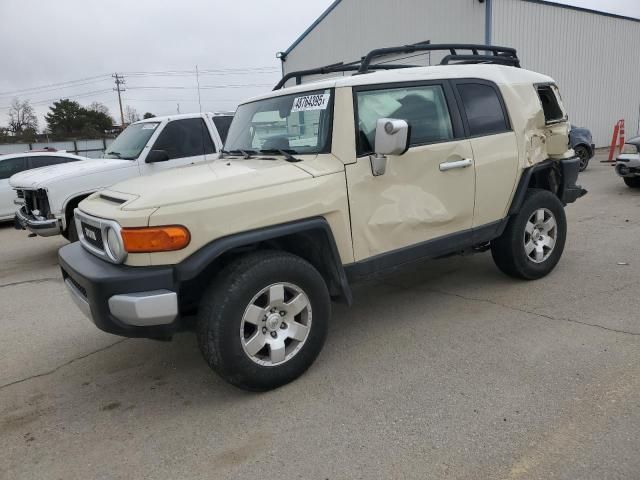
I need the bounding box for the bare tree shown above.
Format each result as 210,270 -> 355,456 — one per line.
124,105 -> 140,124
89,101 -> 110,116
8,98 -> 38,134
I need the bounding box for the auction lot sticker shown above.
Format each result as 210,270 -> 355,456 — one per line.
291,93 -> 330,112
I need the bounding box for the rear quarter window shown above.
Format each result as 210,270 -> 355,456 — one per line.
456,83 -> 509,136
537,85 -> 566,124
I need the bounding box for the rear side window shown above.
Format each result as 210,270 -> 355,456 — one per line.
0,157 -> 27,179
212,116 -> 233,144
537,85 -> 566,124
456,83 -> 509,136
29,156 -> 79,168
152,118 -> 216,159
355,84 -> 454,154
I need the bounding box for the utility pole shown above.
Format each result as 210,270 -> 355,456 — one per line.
112,73 -> 126,127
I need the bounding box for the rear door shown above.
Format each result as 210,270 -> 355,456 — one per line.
452,80 -> 519,227
346,81 -> 476,261
0,157 -> 27,218
141,117 -> 217,175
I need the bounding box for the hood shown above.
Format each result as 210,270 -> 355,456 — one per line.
9,158 -> 134,189
109,158 -> 315,210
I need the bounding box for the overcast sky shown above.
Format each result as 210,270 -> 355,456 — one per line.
0,0 -> 637,129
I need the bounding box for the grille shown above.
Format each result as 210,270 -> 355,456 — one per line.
66,274 -> 88,299
20,189 -> 50,217
80,222 -> 104,250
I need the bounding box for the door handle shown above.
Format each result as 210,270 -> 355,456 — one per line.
439,158 -> 473,172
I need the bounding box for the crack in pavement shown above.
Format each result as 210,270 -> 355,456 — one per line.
0,277 -> 60,289
0,339 -> 128,391
383,281 -> 640,337
428,288 -> 640,337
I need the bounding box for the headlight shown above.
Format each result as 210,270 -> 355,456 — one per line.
105,226 -> 126,263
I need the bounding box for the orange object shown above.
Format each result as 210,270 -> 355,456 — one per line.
607,119 -> 625,162
121,226 -> 191,253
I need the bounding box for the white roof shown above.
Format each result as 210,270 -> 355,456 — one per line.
134,111 -> 234,124
0,151 -> 88,161
244,64 -> 555,103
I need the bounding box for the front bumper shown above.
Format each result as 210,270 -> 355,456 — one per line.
59,242 -> 180,339
15,206 -> 61,237
559,157 -> 588,204
615,154 -> 640,178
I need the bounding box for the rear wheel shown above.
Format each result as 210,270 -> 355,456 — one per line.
197,251 -> 330,391
491,189 -> 567,280
574,145 -> 590,172
623,176 -> 640,188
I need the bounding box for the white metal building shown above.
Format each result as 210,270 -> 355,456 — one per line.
277,0 -> 640,146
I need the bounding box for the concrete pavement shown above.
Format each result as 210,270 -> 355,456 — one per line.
1,153 -> 639,479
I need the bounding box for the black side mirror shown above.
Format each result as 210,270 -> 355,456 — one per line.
145,149 -> 170,163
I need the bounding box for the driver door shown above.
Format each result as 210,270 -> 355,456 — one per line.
346,82 -> 476,262
140,118 -> 217,174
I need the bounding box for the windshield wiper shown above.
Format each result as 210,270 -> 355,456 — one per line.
259,149 -> 301,163
105,151 -> 122,158
221,149 -> 258,159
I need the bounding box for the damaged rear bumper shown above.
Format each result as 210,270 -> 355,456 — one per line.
559,157 -> 587,204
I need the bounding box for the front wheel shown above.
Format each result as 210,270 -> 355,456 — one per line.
623,176 -> 640,188
197,251 -> 330,391
491,189 -> 567,280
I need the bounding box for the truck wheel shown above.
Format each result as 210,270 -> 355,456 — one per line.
491,189 -> 567,280
574,145 -> 590,172
197,251 -> 330,391
623,177 -> 640,188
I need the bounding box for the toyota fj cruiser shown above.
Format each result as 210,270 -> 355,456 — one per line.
59,44 -> 586,391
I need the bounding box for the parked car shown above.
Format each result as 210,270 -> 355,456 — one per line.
11,112 -> 233,240
59,44 -> 585,391
569,125 -> 595,172
614,136 -> 640,188
0,152 -> 86,221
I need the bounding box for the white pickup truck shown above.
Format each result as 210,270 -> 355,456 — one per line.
12,112 -> 233,240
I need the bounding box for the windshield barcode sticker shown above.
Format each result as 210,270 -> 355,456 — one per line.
291,93 -> 330,112
142,123 -> 159,130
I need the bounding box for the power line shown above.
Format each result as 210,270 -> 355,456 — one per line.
0,74 -> 111,97
0,67 -> 278,98
0,89 -> 114,110
126,84 -> 272,90
0,78 -> 111,99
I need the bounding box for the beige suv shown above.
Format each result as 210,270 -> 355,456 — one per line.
59,44 -> 586,391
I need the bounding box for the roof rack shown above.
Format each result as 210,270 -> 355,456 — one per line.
274,42 -> 520,90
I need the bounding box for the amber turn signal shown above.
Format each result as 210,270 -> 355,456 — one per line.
121,226 -> 191,253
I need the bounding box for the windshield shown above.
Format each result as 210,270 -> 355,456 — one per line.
224,89 -> 333,155
103,122 -> 160,159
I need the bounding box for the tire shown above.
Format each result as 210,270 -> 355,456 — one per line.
574,145 -> 590,172
65,216 -> 78,242
491,189 -> 567,280
623,177 -> 640,188
197,250 -> 330,391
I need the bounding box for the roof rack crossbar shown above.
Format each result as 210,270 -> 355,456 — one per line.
440,54 -> 520,67
273,62 -> 419,90
357,43 -> 519,73
274,43 -> 520,90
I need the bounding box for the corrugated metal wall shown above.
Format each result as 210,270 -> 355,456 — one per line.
492,0 -> 640,146
284,0 -> 640,146
283,0 -> 485,75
